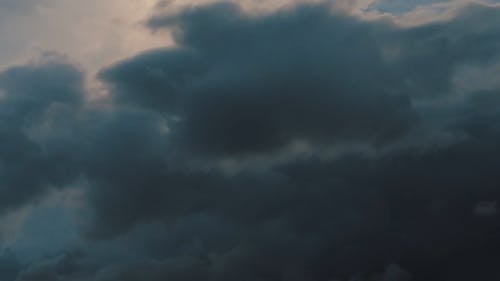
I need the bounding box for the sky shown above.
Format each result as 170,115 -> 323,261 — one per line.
1,0 -> 500,280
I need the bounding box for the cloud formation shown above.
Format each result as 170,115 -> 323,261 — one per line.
0,55 -> 84,214
2,1 -> 500,281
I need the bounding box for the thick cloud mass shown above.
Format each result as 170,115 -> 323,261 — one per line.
102,2 -> 500,156
104,3 -> 418,155
3,1 -> 500,281
0,56 -> 84,213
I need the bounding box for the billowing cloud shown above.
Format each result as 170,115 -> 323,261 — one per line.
104,2 -> 416,156
0,55 -> 84,214
83,3 -> 500,281
2,1 -> 500,281
101,2 -> 500,156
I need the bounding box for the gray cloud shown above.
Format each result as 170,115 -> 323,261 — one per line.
106,2 -> 416,156
0,250 -> 21,281
373,0 -> 450,13
101,2 -> 500,157
0,55 -> 84,214
3,1 -> 500,281
83,4 -> 500,280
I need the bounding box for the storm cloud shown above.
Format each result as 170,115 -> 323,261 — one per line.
2,1 -> 500,281
101,2 -> 500,156
0,55 -> 84,213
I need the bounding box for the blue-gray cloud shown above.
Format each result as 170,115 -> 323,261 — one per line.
101,2 -> 500,157
3,2 -> 500,281
0,55 -> 84,214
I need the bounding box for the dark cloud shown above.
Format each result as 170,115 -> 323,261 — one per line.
373,0 -> 451,13
0,250 -> 22,281
98,48 -> 204,114
101,3 -> 500,157
16,251 -> 93,281
386,4 -> 500,97
103,2 -> 418,156
75,95 -> 500,280
0,55 -> 84,213
88,3 -> 500,280
80,102 -> 500,281
79,108 -> 215,239
3,2 -> 500,281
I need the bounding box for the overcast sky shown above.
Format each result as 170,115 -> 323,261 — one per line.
1,0 -> 500,280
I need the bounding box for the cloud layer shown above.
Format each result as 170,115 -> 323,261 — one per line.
2,1 -> 500,281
